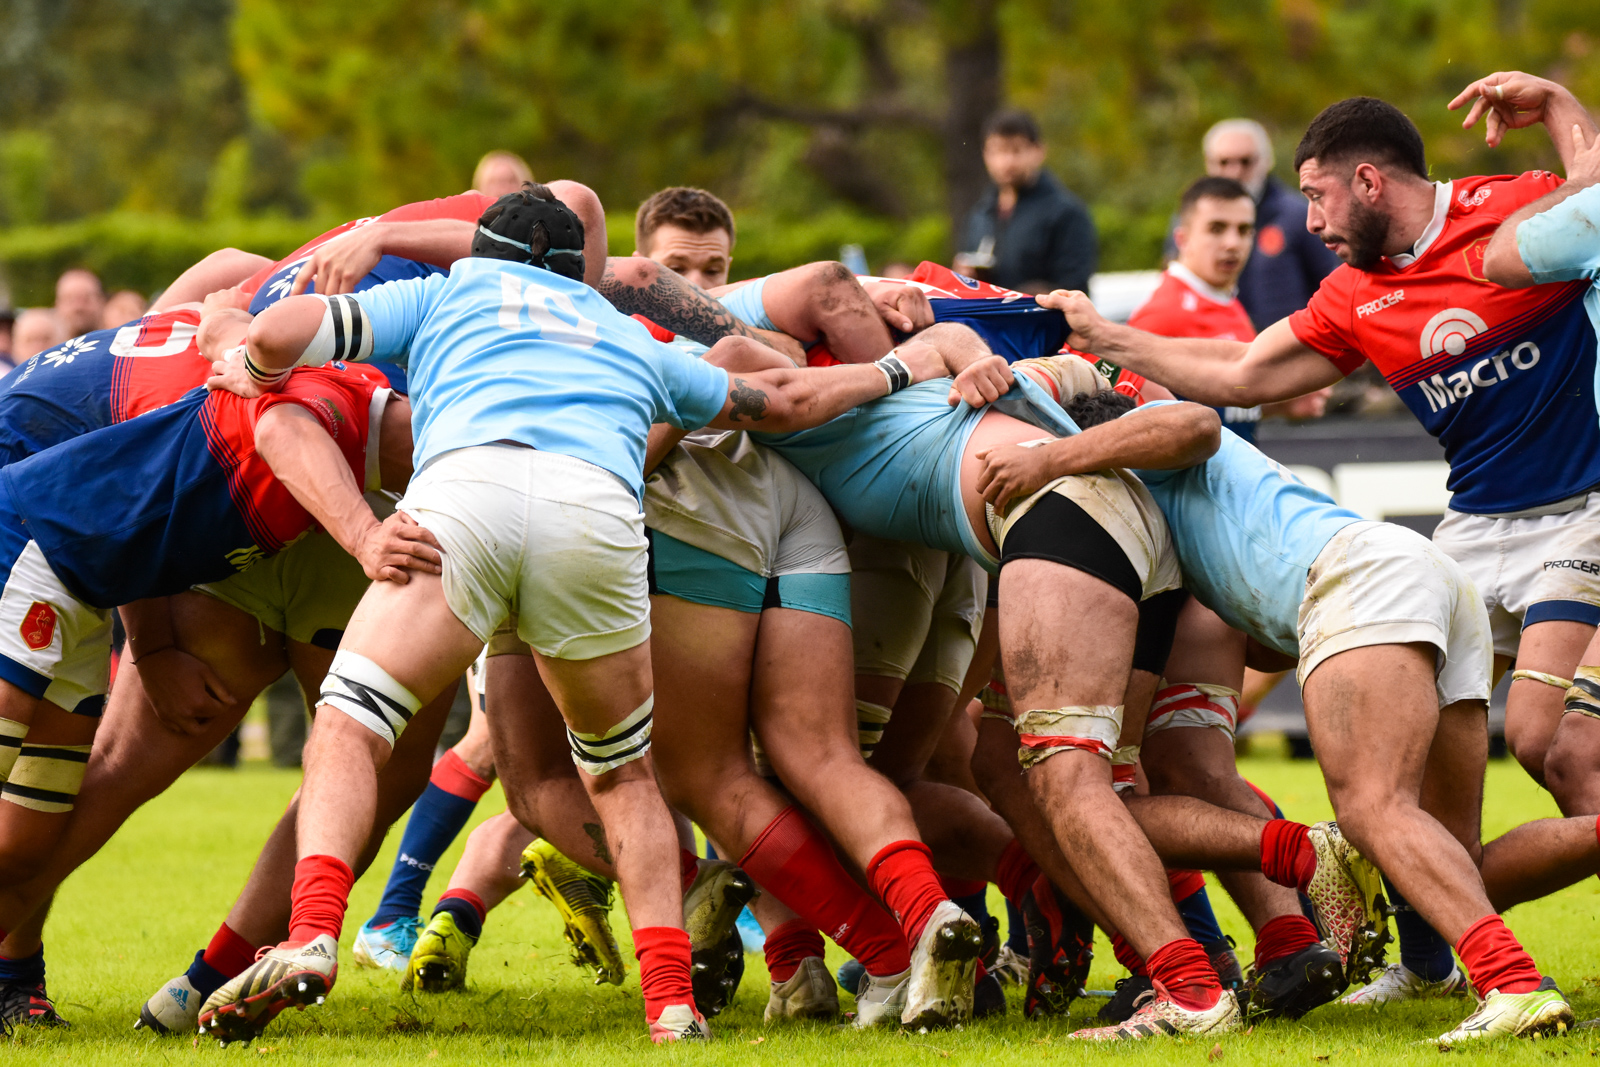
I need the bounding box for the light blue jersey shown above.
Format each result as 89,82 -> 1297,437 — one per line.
1519,183 -> 1600,412
1132,404 -> 1365,655
352,258 -> 731,497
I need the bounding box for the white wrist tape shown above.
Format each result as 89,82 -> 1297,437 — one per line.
304,294 -> 375,367
568,695 -> 655,776
320,650 -> 421,747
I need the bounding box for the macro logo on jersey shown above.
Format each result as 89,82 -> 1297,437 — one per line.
19,601 -> 55,651
1421,309 -> 1487,359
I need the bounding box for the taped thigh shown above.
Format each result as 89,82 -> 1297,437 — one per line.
1014,705 -> 1123,769
857,699 -> 893,758
0,718 -> 24,780
1564,665 -> 1600,721
1511,669 -> 1572,690
1110,744 -> 1140,794
319,650 -> 423,747
2,743 -> 91,813
1146,682 -> 1240,739
569,695 -> 654,775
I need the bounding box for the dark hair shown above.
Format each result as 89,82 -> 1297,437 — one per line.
472,182 -> 586,281
983,108 -> 1041,145
636,187 -> 735,252
1293,97 -> 1427,179
1065,389 -> 1137,429
1178,176 -> 1252,219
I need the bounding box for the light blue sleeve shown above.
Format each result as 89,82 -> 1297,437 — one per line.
1518,183 -> 1600,284
656,343 -> 731,430
349,273 -> 449,367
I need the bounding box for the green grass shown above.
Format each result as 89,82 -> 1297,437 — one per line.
10,756 -> 1600,1064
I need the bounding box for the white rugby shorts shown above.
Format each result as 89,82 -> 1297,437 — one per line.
400,444 -> 650,661
850,535 -> 985,690
1298,521 -> 1492,708
1431,492 -> 1600,657
0,540 -> 111,716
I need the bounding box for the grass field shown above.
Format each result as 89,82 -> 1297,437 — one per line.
9,754 -> 1600,1064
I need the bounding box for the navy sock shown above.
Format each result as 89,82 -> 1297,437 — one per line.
1005,899 -> 1029,955
433,897 -> 484,942
1383,875 -> 1455,981
369,782 -> 480,926
0,947 -> 44,986
184,948 -> 229,1000
1175,886 -> 1226,944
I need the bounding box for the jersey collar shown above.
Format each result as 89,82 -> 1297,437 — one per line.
1387,181 -> 1452,269
1166,261 -> 1238,305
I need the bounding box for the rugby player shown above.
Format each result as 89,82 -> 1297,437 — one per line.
976,387 -> 1584,1045
197,184 -> 955,1044
1047,87 -> 1600,1005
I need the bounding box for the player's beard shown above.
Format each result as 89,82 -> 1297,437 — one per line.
1329,198 -> 1392,271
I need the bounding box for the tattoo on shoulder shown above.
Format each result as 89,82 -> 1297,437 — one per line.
727,378 -> 770,422
582,822 -> 613,865
598,261 -> 759,346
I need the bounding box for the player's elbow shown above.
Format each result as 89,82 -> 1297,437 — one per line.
704,335 -> 794,374
1482,233 -> 1534,288
1175,403 -> 1223,464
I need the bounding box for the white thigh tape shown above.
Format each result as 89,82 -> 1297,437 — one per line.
2,743 -> 91,813
0,718 -> 26,781
320,650 -> 422,747
856,699 -> 893,758
304,294 -> 375,367
1014,705 -> 1123,768
1511,669 -> 1573,691
569,695 -> 654,775
1146,683 -> 1241,738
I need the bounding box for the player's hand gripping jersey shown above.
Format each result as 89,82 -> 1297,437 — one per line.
1289,173 -> 1600,513
0,309 -> 213,466
0,363 -> 392,608
241,192 -> 494,316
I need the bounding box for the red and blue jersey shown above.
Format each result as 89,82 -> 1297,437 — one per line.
242,192 -> 493,315
0,309 -> 212,468
0,363 -> 390,608
1290,172 -> 1598,514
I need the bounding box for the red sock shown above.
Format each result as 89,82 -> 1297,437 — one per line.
763,919 -> 825,983
1146,937 -> 1222,1011
202,922 -> 258,978
741,806 -> 910,977
1167,868 -> 1207,901
1252,914 -> 1320,969
679,848 -> 699,895
287,855 -> 355,945
1456,915 -> 1542,996
633,926 -> 695,1020
1109,929 -> 1147,975
940,875 -> 988,899
866,840 -> 948,946
995,839 -> 1040,908
437,888 -> 487,924
430,749 -> 492,801
1259,820 -> 1316,893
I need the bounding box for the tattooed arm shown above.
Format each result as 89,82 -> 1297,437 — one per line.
601,256 -> 804,361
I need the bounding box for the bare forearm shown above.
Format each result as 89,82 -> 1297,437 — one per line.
918,322 -> 993,375
1086,325 -> 1261,405
246,297 -> 325,373
1547,92 -> 1600,171
255,408 -> 378,554
718,364 -> 892,432
1033,406 -> 1220,476
1485,183 -> 1586,287
372,220 -> 474,268
599,257 -> 761,346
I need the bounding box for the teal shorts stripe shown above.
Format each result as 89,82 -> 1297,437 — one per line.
647,530 -> 851,625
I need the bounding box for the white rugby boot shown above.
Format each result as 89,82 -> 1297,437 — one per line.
764,956 -> 839,1022
1341,961 -> 1468,1005
134,972 -> 202,1034
851,968 -> 909,1028
198,934 -> 338,1046
901,900 -> 983,1030
1304,822 -> 1389,983
1070,985 -> 1242,1041
1434,977 -> 1573,1048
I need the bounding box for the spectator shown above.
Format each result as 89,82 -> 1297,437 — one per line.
12,308 -> 66,363
634,186 -> 736,290
102,288 -> 148,329
471,150 -> 534,198
957,109 -> 1097,294
878,261 -> 915,280
54,268 -> 105,338
1201,118 -> 1340,329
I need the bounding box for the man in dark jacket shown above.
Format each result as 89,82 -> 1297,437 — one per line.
957,110 -> 1097,294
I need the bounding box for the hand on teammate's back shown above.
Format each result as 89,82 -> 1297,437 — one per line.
138,647 -> 237,737
291,224 -> 389,297
947,354 -> 1014,408
358,512 -> 444,584
973,439 -> 1054,514
197,287 -> 254,360
864,280 -> 935,334
1449,71 -> 1570,147
205,346 -> 266,398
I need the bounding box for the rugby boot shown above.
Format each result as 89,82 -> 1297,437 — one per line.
402,911 -> 476,993
901,900 -> 983,1030
992,944 -> 1029,986
649,1002 -> 712,1043
521,839 -> 626,985
1098,974 -> 1155,1023
683,860 -> 756,1017
1341,961 -> 1468,1004
1204,936 -> 1246,996
764,956 -> 839,1022
1304,822 -> 1388,984
0,978 -> 68,1031
1070,985 -> 1241,1041
198,935 -> 338,1047
977,914 -> 1001,971
135,971 -> 202,1034
1435,976 -> 1573,1048
352,916 -> 421,972
1021,877 -> 1093,1018
1246,942 -> 1346,1020
973,970 -> 1007,1018
851,967 -> 909,1028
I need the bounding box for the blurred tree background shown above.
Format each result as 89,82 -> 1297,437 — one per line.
0,0 -> 1596,302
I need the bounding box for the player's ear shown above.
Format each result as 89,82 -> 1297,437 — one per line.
1352,162 -> 1383,202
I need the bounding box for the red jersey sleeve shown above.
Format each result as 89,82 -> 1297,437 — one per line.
1288,267 -> 1365,375
379,191 -> 495,224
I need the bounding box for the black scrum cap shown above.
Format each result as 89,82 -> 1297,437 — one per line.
472,185 -> 586,282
